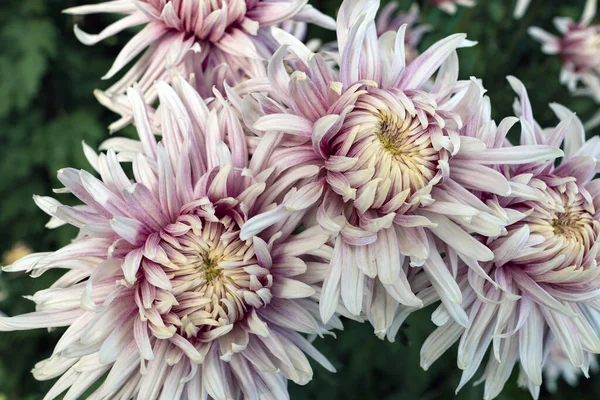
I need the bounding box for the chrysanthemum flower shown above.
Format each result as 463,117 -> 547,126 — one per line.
241,0 -> 562,336
529,0 -> 599,94
0,77 -> 338,399
376,3 -> 430,63
63,0 -> 335,131
419,77 -> 600,400
427,0 -> 475,15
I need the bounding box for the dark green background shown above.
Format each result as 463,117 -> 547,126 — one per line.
0,0 -> 599,398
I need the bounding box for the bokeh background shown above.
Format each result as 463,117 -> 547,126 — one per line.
1,0 -> 599,398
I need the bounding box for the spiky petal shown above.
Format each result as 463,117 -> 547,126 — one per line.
63,0 -> 335,131
242,0 -> 563,337
417,77 -> 600,400
0,78 -> 338,399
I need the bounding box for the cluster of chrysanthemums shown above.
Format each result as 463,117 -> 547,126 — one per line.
1,0 -> 599,399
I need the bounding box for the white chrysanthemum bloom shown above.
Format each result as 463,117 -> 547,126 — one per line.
0,77 -> 339,399
238,0 -> 562,337
529,0 -> 599,95
428,0 -> 475,15
63,0 -> 335,131
418,77 -> 600,400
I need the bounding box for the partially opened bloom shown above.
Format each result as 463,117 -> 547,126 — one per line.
427,0 -> 475,14
529,0 -> 600,95
241,0 -> 562,337
376,3 -> 430,63
64,0 -> 335,131
0,78 -> 337,399
419,77 -> 600,400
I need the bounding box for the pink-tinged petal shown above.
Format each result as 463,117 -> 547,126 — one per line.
271,27 -> 312,65
272,277 -> 315,299
254,114 -> 313,136
78,170 -> 129,217
493,225 -> 530,267
247,0 -> 308,25
326,172 -> 356,202
74,13 -> 146,46
431,51 -> 459,100
420,322 -> 463,370
339,13 -> 369,88
63,1 -> 139,15
395,225 -> 429,265
420,211 -> 494,261
103,22 -> 168,80
450,161 -> 511,196
110,216 -> 149,245
259,299 -> 322,335
121,247 -> 143,285
268,45 -> 292,102
339,244 -> 365,316
283,181 -> 324,211
341,224 -> 377,246
518,304 -> 544,385
382,24 -> 407,89
549,103 -> 584,158
156,144 -> 181,222
169,333 -> 204,363
143,260 -> 172,290
510,269 -> 577,317
374,227 -> 401,285
320,236 -> 343,323
215,28 -> 260,59
240,206 -> 290,241
507,76 -> 536,135
541,308 -> 584,368
133,315 -> 154,360
127,87 -> 157,159
98,317 -> 135,363
399,33 -> 468,90
369,279 -> 398,338
122,183 -> 169,230
0,309 -> 85,331
312,112 -> 347,159
202,345 -> 232,400
222,103 -> 248,170
455,145 -> 563,164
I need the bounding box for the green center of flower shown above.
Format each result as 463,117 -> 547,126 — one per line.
201,255 -> 222,282
377,113 -> 416,155
551,207 -> 591,243
375,112 -> 440,189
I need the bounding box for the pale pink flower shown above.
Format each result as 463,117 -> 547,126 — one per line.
376,3 -> 430,63
428,0 -> 475,15
419,77 -> 600,400
240,0 -> 562,337
63,0 -> 335,131
529,0 -> 600,95
0,77 -> 337,399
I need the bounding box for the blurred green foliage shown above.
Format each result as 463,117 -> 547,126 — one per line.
0,0 -> 598,399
